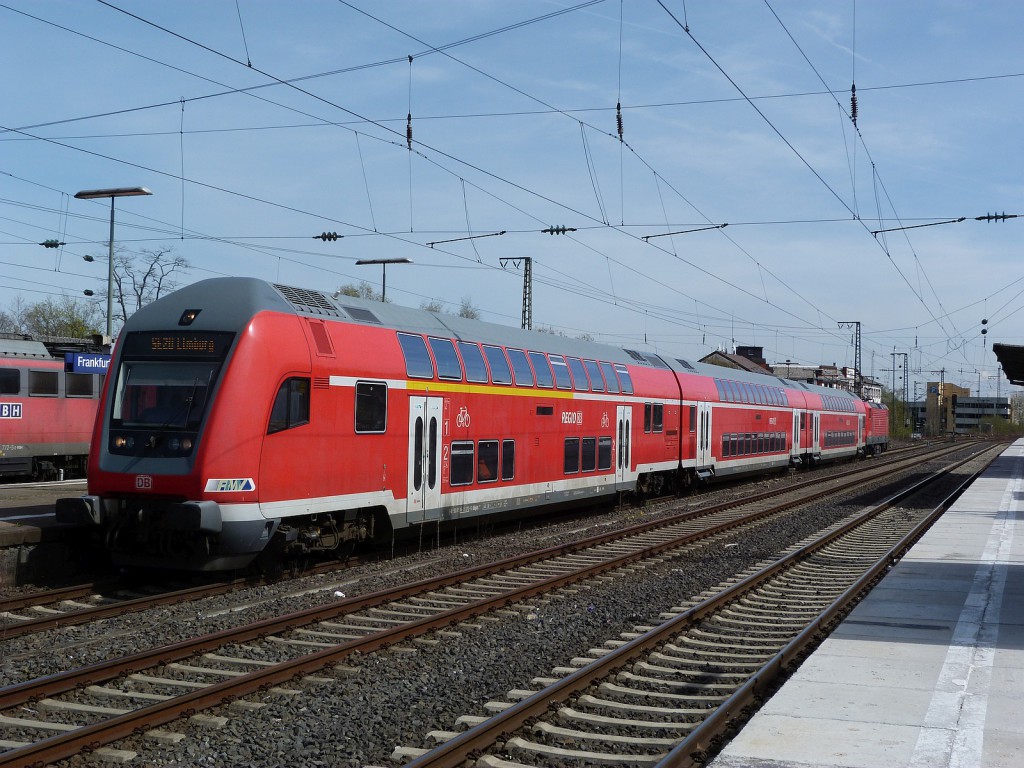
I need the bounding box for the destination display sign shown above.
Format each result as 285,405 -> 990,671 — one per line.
64,353 -> 111,374
121,331 -> 235,359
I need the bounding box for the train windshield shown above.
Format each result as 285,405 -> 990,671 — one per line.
112,361 -> 219,429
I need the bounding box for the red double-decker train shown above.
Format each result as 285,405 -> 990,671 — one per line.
0,335 -> 105,480
58,278 -> 888,570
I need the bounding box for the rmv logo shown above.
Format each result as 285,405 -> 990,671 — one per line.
205,478 -> 256,492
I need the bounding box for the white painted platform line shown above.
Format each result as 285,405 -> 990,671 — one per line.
908,443 -> 1022,768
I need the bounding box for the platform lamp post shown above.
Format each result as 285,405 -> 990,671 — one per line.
74,186 -> 152,339
355,257 -> 411,302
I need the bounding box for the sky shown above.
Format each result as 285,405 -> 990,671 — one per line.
1,1 -> 1021,400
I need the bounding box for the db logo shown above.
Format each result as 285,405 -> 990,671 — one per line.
135,475 -> 153,490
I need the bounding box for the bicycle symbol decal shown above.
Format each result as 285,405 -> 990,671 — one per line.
455,406 -> 471,428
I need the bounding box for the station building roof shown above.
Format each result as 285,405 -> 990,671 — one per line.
993,343 -> 1024,385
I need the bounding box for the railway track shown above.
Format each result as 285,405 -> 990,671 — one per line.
0,441 -> 986,765
398,444 -> 998,767
0,440 -> 958,642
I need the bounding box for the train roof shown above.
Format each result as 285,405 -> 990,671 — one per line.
128,278 -> 866,403
0,332 -> 109,359
128,277 -> 648,366
0,336 -> 54,359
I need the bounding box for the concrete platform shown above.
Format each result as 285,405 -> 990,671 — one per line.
0,480 -> 90,584
712,439 -> 1024,768
0,479 -> 85,545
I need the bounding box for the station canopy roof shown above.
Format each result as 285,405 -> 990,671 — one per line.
993,343 -> 1024,385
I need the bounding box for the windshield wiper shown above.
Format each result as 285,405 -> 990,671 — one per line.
182,370 -> 213,428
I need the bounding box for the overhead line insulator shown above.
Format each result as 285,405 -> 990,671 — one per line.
541,225 -> 576,235
315,232 -> 340,242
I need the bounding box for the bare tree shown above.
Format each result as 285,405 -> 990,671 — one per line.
536,324 -> 593,341
420,299 -> 445,313
108,247 -> 190,327
457,296 -> 480,319
0,296 -> 29,333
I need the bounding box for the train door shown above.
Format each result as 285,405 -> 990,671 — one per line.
858,414 -> 865,450
407,396 -> 443,522
615,405 -> 636,486
813,412 -> 820,455
791,411 -> 800,460
696,401 -> 713,470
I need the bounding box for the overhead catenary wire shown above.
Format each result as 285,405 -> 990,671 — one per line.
0,1 -> 1007,376
660,0 -> 977,373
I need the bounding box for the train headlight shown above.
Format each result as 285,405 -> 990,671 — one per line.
113,435 -> 135,449
181,438 -> 193,452
169,438 -> 181,451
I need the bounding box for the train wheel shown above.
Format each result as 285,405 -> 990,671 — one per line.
30,460 -> 57,481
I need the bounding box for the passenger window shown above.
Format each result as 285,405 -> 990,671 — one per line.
566,357 -> 589,391
652,403 -> 664,433
644,403 -> 652,433
268,377 -> 310,434
507,349 -> 535,387
549,355 -> 572,390
599,362 -> 620,394
458,342 -> 489,383
613,364 -> 633,394
355,381 -> 387,433
0,368 -> 18,395
581,437 -> 597,472
450,441 -> 474,486
29,370 -> 58,396
597,436 -> 613,470
501,440 -> 515,480
563,437 -> 580,473
428,338 -> 462,381
397,333 -> 434,378
689,405 -> 696,432
482,345 -> 512,385
528,352 -> 554,388
477,440 -> 499,482
583,361 -> 605,392
66,373 -> 94,398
